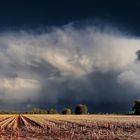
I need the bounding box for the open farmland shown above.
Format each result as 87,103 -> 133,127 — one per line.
0,115 -> 140,140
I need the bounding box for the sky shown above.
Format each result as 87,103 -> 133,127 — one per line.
0,0 -> 140,112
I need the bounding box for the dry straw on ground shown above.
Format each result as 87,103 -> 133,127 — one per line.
0,114 -> 140,139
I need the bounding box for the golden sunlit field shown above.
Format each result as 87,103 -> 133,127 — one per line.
0,114 -> 140,140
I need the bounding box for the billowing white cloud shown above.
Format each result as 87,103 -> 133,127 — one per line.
0,24 -> 139,111
0,27 -> 139,76
117,61 -> 140,91
0,78 -> 39,90
0,77 -> 41,101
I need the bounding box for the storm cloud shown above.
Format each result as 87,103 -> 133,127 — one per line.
0,24 -> 139,112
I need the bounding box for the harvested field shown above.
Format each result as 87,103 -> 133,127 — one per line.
0,114 -> 140,139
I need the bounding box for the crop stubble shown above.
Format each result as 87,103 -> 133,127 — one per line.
0,115 -> 140,140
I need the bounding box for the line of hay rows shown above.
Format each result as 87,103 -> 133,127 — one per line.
0,115 -> 140,139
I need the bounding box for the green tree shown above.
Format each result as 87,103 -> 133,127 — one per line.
62,108 -> 72,114
133,100 -> 140,115
48,108 -> 58,114
75,104 -> 88,114
31,108 -> 48,114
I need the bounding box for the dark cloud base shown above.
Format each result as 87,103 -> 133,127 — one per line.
0,23 -> 139,113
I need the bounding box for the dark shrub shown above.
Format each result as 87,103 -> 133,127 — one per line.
75,104 -> 88,114
31,108 -> 48,114
62,108 -> 72,114
48,108 -> 58,114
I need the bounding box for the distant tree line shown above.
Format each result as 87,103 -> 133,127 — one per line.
28,101 -> 140,115
0,104 -> 88,115
1,100 -> 140,115
0,104 -> 89,114
26,100 -> 140,115
29,104 -> 88,115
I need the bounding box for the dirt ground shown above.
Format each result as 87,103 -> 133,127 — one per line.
0,114 -> 140,140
